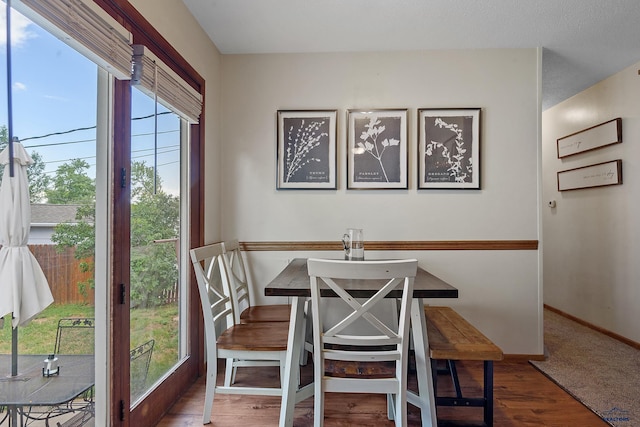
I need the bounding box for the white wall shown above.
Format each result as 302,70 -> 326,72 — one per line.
542,60 -> 640,343
221,49 -> 543,355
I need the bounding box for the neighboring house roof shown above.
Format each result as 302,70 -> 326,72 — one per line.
31,204 -> 79,226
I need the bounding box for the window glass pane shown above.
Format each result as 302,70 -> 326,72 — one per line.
129,87 -> 184,403
0,7 -> 97,354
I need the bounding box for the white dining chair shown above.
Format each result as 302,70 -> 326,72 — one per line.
222,239 -> 313,373
307,258 -> 417,427
220,239 -> 299,383
221,239 -> 291,324
190,243 -> 289,425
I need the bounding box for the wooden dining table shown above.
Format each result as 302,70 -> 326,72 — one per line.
265,258 -> 458,427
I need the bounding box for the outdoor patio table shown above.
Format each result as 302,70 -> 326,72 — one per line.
265,258 -> 458,427
0,354 -> 94,426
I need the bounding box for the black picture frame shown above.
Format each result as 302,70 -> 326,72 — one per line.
346,109 -> 408,189
418,108 -> 481,189
276,110 -> 337,189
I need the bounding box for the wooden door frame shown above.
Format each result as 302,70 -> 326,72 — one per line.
96,1 -> 205,425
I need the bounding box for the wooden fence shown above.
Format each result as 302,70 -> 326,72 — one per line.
160,285 -> 179,305
28,244 -> 95,305
1,245 -> 184,306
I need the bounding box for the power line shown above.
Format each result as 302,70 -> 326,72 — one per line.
20,125 -> 97,142
43,150 -> 181,174
25,129 -> 179,150
25,137 -> 98,148
42,146 -> 180,166
15,110 -> 175,144
157,160 -> 180,167
2,114 -> 182,178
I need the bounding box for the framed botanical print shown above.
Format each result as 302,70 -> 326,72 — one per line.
418,108 -> 481,189
346,109 -> 408,189
276,110 -> 337,189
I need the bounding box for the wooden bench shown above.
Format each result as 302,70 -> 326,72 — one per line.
424,306 -> 503,427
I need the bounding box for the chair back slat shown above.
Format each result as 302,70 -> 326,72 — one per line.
324,348 -> 401,362
221,239 -> 252,323
190,243 -> 235,339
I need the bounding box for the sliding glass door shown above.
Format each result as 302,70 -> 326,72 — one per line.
4,2 -> 204,424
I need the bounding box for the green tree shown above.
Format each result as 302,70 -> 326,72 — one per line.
51,203 -> 96,297
47,159 -> 96,298
0,125 -> 51,203
45,159 -> 95,204
129,162 -> 180,308
26,151 -> 51,203
51,160 -> 180,307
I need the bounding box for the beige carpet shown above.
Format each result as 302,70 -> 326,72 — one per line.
530,309 -> 639,427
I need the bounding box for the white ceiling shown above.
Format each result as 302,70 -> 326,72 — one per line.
182,0 -> 640,110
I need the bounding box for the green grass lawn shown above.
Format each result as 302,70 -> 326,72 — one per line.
0,304 -> 94,354
1,303 -> 179,391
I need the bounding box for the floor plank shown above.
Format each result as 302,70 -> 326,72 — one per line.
157,359 -> 608,426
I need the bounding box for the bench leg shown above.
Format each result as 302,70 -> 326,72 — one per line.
448,360 -> 463,399
431,359 -> 438,393
484,360 -> 494,427
433,360 -> 495,427
433,360 -> 462,399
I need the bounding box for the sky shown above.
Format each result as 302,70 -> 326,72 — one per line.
0,5 -> 181,194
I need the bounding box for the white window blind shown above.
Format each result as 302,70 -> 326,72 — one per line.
11,0 -> 132,80
131,44 -> 202,124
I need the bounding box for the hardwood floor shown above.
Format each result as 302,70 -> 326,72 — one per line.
156,358 -> 608,426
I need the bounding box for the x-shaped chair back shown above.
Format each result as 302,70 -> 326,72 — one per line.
190,243 -> 234,341
221,239 -> 251,323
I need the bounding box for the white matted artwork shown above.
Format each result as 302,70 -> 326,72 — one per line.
418,108 -> 481,189
557,159 -> 622,191
276,110 -> 337,190
556,118 -> 622,159
346,109 -> 408,189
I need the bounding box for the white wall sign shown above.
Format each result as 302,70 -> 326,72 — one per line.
556,118 -> 622,158
557,159 -> 622,191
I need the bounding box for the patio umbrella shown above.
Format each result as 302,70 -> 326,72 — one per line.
0,141 -> 54,375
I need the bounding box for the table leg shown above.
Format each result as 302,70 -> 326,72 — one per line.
409,298 -> 437,427
279,296 -> 306,427
9,404 -> 18,427
484,360 -> 494,426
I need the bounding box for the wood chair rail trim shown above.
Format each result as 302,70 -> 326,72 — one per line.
240,240 -> 538,252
